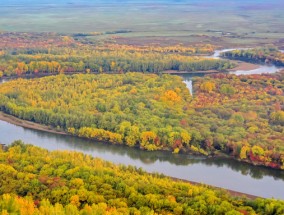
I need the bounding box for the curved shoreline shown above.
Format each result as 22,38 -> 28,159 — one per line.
0,112 -> 260,200
0,111 -> 271,200
0,111 -> 67,135
0,110 -> 282,171
170,177 -> 259,200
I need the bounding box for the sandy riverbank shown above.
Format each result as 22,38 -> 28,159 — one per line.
229,61 -> 260,71
0,112 -> 67,135
171,177 -> 258,200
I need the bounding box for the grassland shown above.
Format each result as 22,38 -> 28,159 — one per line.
0,0 -> 283,48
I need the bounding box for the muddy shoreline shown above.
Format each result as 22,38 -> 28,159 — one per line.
229,61 -> 260,71
170,177 -> 259,200
0,112 -> 67,135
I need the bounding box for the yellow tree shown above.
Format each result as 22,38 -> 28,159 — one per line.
200,81 -> 215,93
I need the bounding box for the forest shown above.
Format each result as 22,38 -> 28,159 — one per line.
0,32 -> 234,78
0,141 -> 283,215
0,72 -> 283,169
0,1 -> 284,213
221,47 -> 284,66
0,50 -> 233,77
0,51 -> 233,78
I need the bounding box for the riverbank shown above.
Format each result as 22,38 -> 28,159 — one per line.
171,177 -> 258,200
0,112 -> 66,135
229,61 -> 260,71
0,111 -> 282,199
0,111 -> 259,200
0,110 -> 282,171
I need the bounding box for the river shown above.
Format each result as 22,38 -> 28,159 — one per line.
182,49 -> 283,95
0,49 -> 284,199
0,119 -> 283,199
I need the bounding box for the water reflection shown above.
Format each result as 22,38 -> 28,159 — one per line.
0,120 -> 283,199
201,157 -> 284,180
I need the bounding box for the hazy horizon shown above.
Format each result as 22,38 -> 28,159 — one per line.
0,0 -> 283,34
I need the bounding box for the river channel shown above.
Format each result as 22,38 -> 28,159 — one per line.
0,50 -> 283,199
182,49 -> 283,94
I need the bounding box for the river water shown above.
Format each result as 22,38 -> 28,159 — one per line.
0,120 -> 283,199
182,49 -> 283,95
0,50 -> 283,199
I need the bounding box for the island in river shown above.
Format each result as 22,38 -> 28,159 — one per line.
0,71 -> 283,170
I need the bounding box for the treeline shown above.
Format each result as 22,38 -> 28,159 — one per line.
0,32 -> 233,78
93,43 -> 216,55
221,47 -> 284,66
1,142 -> 283,215
0,49 -> 234,78
0,32 -> 216,55
0,72 -> 283,169
0,32 -> 235,78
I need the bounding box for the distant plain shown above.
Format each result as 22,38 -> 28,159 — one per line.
0,0 -> 284,47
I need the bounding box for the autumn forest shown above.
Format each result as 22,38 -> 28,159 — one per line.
0,0 -> 284,213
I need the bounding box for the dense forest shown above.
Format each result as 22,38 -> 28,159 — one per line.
190,72 -> 284,169
0,32 -> 235,78
0,142 -> 283,214
0,3 -> 284,213
221,47 -> 284,66
0,72 -> 283,169
0,50 -> 233,77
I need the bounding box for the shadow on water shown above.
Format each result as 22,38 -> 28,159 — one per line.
3,124 -> 282,182
202,157 -> 284,181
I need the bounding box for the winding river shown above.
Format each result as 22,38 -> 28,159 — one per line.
0,50 -> 283,199
182,49 -> 283,94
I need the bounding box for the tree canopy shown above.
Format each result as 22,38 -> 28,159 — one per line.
0,141 -> 283,215
222,47 -> 284,66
